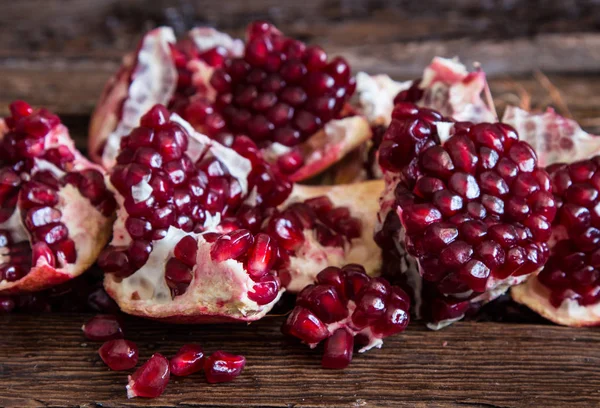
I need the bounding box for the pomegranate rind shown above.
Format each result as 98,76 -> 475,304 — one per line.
281,180 -> 384,292
0,123 -> 114,294
512,276 -> 600,327
502,106 -> 600,167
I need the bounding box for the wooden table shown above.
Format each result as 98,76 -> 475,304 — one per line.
1,1 -> 600,407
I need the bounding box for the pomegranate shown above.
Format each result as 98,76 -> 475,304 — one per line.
375,102 -> 556,328
170,344 -> 205,376
0,102 -> 114,295
89,26 -> 243,169
283,264 -> 410,368
127,353 -> 170,398
204,351 -> 246,383
99,104 -> 381,322
99,339 -> 139,370
509,111 -> 600,326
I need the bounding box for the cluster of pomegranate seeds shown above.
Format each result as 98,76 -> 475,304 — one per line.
169,344 -> 205,376
283,264 -> 410,369
99,339 -> 139,371
0,101 -> 115,286
536,158 -> 600,308
127,353 -> 171,399
377,102 -> 556,324
82,315 -> 124,341
204,351 -> 246,383
210,21 -> 355,173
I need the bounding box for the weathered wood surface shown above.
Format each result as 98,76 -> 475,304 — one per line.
1,314 -> 599,408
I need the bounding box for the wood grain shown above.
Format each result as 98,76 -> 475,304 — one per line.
0,313 -> 599,408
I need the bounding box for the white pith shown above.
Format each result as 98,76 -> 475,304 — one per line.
355,72 -> 411,126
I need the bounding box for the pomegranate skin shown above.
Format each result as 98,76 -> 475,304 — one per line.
375,102 -> 556,328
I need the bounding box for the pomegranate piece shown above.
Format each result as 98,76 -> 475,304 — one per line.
102,106 -> 384,322
512,155 -> 600,326
204,351 -> 246,383
169,344 -> 205,376
89,27 -> 243,169
283,264 -> 410,368
375,103 -> 556,328
127,353 -> 170,399
82,315 -> 124,341
0,101 -> 113,295
99,339 -> 139,370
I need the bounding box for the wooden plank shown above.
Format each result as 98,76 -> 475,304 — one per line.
0,314 -> 599,407
3,0 -> 600,54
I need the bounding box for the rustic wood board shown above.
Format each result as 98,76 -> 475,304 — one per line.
1,314 -> 599,408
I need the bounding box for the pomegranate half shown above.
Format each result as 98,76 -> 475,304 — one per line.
0,101 -> 114,294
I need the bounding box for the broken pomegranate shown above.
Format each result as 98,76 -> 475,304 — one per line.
82,314 -> 124,341
283,264 -> 410,368
0,101 -> 114,295
511,152 -> 600,325
170,344 -> 205,376
99,339 -> 139,370
375,102 -> 556,328
127,353 -> 170,398
204,351 -> 246,383
100,104 -> 383,321
89,26 -> 243,169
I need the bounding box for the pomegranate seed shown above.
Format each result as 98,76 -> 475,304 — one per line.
246,233 -> 276,279
140,105 -> 169,128
173,235 -> 198,267
210,229 -> 254,262
99,339 -> 139,371
169,344 -> 205,377
204,351 -> 246,384
322,328 -> 353,369
127,353 -> 170,399
248,274 -> 280,305
82,315 -> 124,341
32,242 -> 55,267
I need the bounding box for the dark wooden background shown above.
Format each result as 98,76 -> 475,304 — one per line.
1,1 -> 600,407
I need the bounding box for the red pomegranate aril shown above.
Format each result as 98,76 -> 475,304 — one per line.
32,242 -> 55,267
204,351 -> 246,384
170,344 -> 205,377
173,235 -> 198,267
0,296 -> 15,313
305,196 -> 334,215
246,233 -> 276,279
21,182 -> 58,208
269,216 -> 304,250
165,258 -> 193,295
128,240 -> 152,269
82,315 -> 124,341
34,223 -> 68,245
248,273 -> 280,305
322,328 -> 353,369
99,339 -> 139,371
127,353 -> 170,399
210,229 -> 254,262
298,284 -> 348,323
25,206 -> 61,229
273,127 -> 302,147
277,150 -> 304,174
98,248 -> 131,275
140,105 -> 169,128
